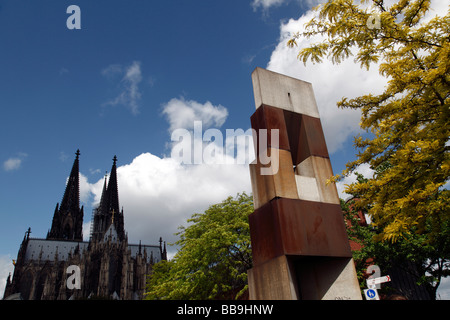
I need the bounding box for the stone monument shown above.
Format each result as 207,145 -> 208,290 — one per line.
247,67 -> 362,300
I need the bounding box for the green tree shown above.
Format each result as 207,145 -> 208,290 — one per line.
289,0 -> 450,242
342,172 -> 450,299
344,195 -> 450,299
145,193 -> 253,300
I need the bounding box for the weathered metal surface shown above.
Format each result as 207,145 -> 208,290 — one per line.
250,105 -> 329,167
250,104 -> 290,153
249,149 -> 299,210
249,198 -> 352,267
248,67 -> 362,300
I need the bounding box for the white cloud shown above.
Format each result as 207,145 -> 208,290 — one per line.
79,173 -> 95,206
101,64 -> 123,79
266,10 -> 387,154
80,176 -> 106,240
78,97 -> 250,254
162,97 -> 228,132
118,153 -> 250,244
3,158 -> 22,172
3,153 -> 28,172
59,151 -> 69,162
102,61 -> 143,115
0,254 -> 14,299
264,0 -> 446,154
82,221 -> 91,241
251,0 -> 326,12
89,168 -> 101,175
251,0 -> 287,11
336,163 -> 375,200
425,0 -> 449,21
80,152 -> 251,255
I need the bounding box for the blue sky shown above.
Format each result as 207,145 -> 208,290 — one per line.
0,1 -> 283,245
0,0 -> 448,299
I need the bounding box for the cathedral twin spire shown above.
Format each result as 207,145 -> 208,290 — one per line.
47,150 -> 84,241
92,155 -> 125,242
6,150 -> 168,301
60,149 -> 81,214
47,150 -> 125,242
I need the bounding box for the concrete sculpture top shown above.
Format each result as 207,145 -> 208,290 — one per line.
251,67 -> 320,118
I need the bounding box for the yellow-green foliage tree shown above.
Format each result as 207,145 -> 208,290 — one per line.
289,0 -> 449,242
145,193 -> 253,300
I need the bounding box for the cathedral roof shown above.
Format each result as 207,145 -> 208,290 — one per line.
22,238 -> 162,264
23,238 -> 89,262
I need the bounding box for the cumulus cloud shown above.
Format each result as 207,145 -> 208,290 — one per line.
3,153 -> 27,172
251,0 -> 287,11
162,97 -> 229,132
162,98 -> 255,167
79,173 -> 98,206
117,154 -> 251,246
251,0 -> 326,11
425,0 -> 449,21
102,61 -> 143,115
82,221 -> 91,241
335,163 -> 375,200
3,158 -> 22,172
266,0 -> 447,154
101,64 -> 123,79
79,152 -> 251,254
77,97 -> 251,254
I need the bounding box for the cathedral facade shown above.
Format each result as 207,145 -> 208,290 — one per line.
3,150 -> 167,300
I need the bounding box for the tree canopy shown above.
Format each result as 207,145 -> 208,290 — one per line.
289,0 -> 449,242
342,182 -> 450,300
145,193 -> 253,300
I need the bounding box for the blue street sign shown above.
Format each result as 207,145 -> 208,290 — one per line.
367,289 -> 376,298
364,288 -> 380,300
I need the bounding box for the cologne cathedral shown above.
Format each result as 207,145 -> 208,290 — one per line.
3,150 -> 167,300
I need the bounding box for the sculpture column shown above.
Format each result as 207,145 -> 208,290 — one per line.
247,68 -> 362,300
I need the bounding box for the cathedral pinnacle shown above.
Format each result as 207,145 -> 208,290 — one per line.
47,150 -> 84,241
91,154 -> 124,242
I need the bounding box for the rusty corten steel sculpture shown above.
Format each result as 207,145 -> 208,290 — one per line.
247,68 -> 362,300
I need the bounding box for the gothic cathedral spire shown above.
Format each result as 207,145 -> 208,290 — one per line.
106,155 -> 120,217
47,150 -> 84,241
91,155 -> 125,242
60,149 -> 80,213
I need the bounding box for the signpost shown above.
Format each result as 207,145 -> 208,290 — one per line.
365,274 -> 391,300
364,288 -> 380,300
367,275 -> 391,288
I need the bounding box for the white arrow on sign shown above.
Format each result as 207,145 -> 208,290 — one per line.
367,275 -> 391,286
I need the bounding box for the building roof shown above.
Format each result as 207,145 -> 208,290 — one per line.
24,238 -> 89,262
23,238 -> 162,264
